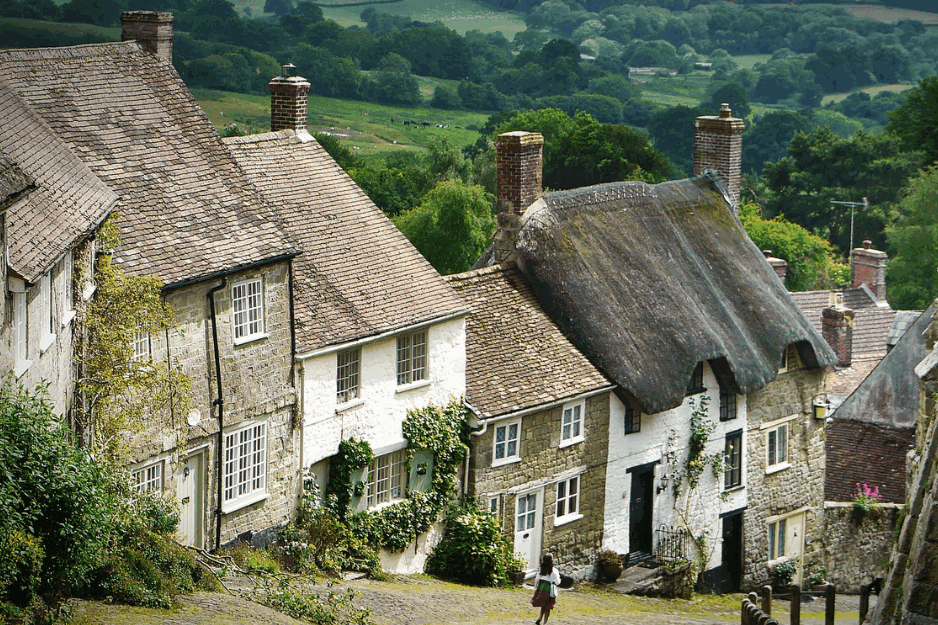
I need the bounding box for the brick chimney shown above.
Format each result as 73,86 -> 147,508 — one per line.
121,11 -> 174,63
694,103 -> 744,213
823,300 -> 855,367
763,250 -> 788,285
495,131 -> 544,217
268,64 -> 311,132
851,239 -> 888,301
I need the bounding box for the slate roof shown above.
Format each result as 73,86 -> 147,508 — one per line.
831,301 -> 936,428
0,153 -> 32,208
825,418 -> 914,504
791,288 -> 896,361
446,263 -> 612,419
0,81 -> 116,282
887,311 -> 921,350
224,130 -> 468,351
0,43 -> 296,288
503,174 -> 837,415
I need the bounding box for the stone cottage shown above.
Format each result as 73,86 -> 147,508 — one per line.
224,68 -> 470,573
0,12 -> 302,550
476,111 -> 835,591
0,86 -> 116,415
446,264 -> 613,578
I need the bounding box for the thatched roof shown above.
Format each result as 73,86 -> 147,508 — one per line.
509,174 -> 836,414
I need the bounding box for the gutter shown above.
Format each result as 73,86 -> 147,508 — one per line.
469,385 -> 615,430
162,252 -> 298,293
208,276 -> 227,551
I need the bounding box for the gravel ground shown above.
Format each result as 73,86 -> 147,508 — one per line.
69,574 -> 873,625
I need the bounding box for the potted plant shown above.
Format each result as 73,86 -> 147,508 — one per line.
807,566 -> 829,590
596,549 -> 623,582
506,552 -> 528,586
772,558 -> 797,590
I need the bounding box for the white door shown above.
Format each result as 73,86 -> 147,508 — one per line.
514,488 -> 544,574
786,512 -> 805,586
177,452 -> 204,548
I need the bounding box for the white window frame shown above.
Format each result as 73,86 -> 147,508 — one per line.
132,330 -> 151,362
492,420 -> 521,467
555,474 -> 582,525
12,289 -> 30,377
560,401 -> 585,447
487,494 -> 501,517
396,329 -> 428,387
766,422 -> 790,474
231,278 -> 266,344
39,273 -> 55,353
132,460 -> 163,494
82,240 -> 97,302
223,421 -> 268,511
336,347 -> 361,405
58,255 -> 76,328
768,517 -> 787,562
365,450 -> 407,508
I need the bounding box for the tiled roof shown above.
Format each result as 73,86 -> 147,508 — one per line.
0,81 -> 116,282
825,418 -> 914,504
0,43 -> 296,287
446,264 -> 612,418
224,130 -> 469,351
0,153 -> 32,207
887,311 -> 921,349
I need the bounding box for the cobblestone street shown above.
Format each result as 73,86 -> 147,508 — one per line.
71,574 -> 870,625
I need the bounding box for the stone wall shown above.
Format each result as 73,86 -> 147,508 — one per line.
468,392 -> 610,579
744,346 -> 828,589
822,504 -> 901,592
129,260 -> 297,550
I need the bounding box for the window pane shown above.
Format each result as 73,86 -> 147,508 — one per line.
224,422 -> 267,503
507,440 -> 516,457
768,523 -> 776,560
778,519 -> 786,557
778,425 -> 788,463
508,424 -> 517,440
768,430 -> 777,465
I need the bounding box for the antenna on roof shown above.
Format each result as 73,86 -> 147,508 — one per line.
831,197 -> 869,255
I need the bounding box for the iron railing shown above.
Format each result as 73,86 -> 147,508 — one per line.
654,524 -> 688,563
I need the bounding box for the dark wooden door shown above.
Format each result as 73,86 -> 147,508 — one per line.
721,512 -> 743,593
629,467 -> 654,554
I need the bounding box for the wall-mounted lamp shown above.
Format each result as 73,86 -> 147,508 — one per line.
657,473 -> 670,494
812,392 -> 830,420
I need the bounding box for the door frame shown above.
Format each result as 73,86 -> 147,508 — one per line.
627,461 -> 658,555
513,487 -> 544,575
177,449 -> 206,549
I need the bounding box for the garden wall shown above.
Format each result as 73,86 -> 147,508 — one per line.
822,503 -> 902,592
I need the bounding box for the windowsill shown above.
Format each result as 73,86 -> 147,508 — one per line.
60,310 -> 76,329
719,416 -> 739,423
624,429 -> 641,436
221,491 -> 268,514
395,379 -> 431,394
39,333 -> 56,354
366,498 -> 406,513
233,332 -> 269,346
336,398 -> 365,414
558,437 -> 584,449
492,456 -> 521,469
724,484 -> 745,494
554,512 -> 583,527
13,360 -> 32,379
766,462 -> 791,475
82,283 -> 96,302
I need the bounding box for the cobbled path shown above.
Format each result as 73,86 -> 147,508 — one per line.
71,574 -> 869,625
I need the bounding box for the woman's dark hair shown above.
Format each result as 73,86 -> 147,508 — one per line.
539,552 -> 553,576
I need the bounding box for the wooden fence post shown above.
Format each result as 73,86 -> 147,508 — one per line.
761,585 -> 772,615
825,583 -> 836,625
790,583 -> 801,625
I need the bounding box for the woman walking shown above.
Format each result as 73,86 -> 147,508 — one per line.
530,553 -> 560,625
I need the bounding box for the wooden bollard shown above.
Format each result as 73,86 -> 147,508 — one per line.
859,582 -> 871,623
790,583 -> 801,625
825,583 -> 836,625
761,585 -> 773,615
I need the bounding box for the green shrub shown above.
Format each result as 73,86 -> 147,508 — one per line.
0,530 -> 44,607
426,500 -> 519,587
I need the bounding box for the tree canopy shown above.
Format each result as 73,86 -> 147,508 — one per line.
886,164 -> 938,310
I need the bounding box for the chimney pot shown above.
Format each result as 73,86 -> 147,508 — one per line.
121,11 -> 174,63
863,239 -> 872,249
719,103 -> 732,118
763,250 -> 772,258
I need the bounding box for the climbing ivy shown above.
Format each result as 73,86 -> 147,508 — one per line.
329,438 -> 374,520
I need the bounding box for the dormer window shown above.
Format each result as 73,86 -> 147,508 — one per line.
686,362 -> 705,395
719,381 -> 737,421
779,346 -> 789,373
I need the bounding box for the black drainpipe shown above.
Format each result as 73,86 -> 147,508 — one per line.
208,277 -> 227,551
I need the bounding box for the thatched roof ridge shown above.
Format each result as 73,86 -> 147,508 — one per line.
512,174 -> 836,414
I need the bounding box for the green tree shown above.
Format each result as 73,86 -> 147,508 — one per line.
648,104 -> 704,177
743,110 -> 815,176
364,53 -> 420,106
886,76 -> 938,168
702,82 -> 750,120
886,165 -> 938,310
393,181 -> 496,275
739,202 -> 848,291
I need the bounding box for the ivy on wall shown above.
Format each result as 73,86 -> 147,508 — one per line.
327,399 -> 471,554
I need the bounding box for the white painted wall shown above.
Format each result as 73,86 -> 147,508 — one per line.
603,363 -> 747,571
299,315 -> 467,470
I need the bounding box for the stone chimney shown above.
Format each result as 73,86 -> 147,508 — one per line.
694,103 -> 744,213
851,239 -> 887,301
763,250 -> 788,285
268,64 -> 311,132
495,131 -> 544,217
823,302 -> 855,367
121,11 -> 174,63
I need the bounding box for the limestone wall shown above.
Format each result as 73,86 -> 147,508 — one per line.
822,504 -> 901,592
744,347 -> 828,589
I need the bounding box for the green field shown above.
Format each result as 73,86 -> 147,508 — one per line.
1,16 -> 119,39
822,83 -> 913,104
194,88 -> 489,156
229,0 -> 527,37
734,54 -> 772,70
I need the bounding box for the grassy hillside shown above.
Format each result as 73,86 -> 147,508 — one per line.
194,88 -> 489,156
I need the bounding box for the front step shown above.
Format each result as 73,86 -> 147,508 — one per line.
625,550 -> 657,569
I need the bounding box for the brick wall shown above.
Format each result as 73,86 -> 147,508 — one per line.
822,306 -> 855,367
269,75 -> 311,132
743,348 -> 828,589
468,392 -> 609,578
851,242 -> 887,301
495,131 -> 544,217
694,105 -> 744,212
